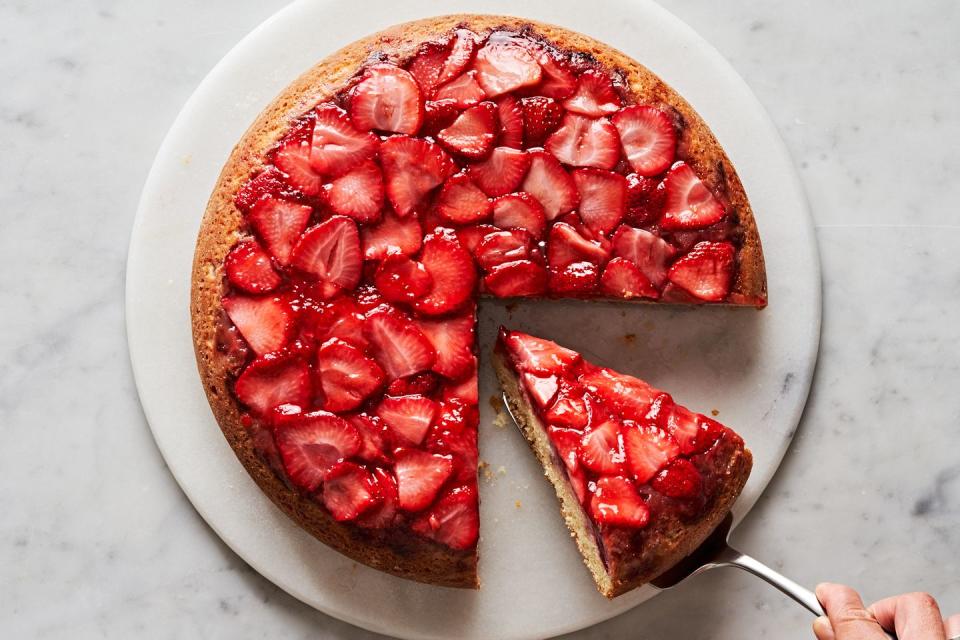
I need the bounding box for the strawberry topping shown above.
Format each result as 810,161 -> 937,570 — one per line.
309,103 -> 379,175
468,146 -> 531,197
222,294 -> 294,356
474,39 -> 542,97
225,239 -> 282,294
611,105 -> 676,176
349,64 -> 423,135
380,136 -> 456,217
666,241 -> 735,302
290,216 -> 362,290
324,159 -> 384,223
275,411 -> 362,491
376,394 -> 438,445
315,338 -> 385,412
491,192 -> 546,238
660,162 -> 726,229
248,198 -> 312,266
545,113 -> 621,170
437,101 -> 498,160
563,69 -> 621,117
394,448 -> 455,511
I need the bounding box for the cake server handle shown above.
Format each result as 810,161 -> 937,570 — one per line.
716,545 -> 897,639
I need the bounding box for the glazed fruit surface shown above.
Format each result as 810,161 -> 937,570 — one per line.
218,26 -> 755,551
497,329 -> 744,566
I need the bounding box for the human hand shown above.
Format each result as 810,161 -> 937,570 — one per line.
813,583 -> 960,639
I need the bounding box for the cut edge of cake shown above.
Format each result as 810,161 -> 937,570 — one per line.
493,330 -> 753,598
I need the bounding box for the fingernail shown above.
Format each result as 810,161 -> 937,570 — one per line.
813,616 -> 834,640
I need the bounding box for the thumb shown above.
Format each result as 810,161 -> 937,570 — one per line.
816,583 -> 888,639
813,616 -> 836,640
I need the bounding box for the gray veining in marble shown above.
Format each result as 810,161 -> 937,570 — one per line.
1,1 -> 958,638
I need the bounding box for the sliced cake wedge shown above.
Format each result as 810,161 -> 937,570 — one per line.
493,328 -> 752,597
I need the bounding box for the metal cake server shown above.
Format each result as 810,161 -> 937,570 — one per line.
501,394 -> 897,639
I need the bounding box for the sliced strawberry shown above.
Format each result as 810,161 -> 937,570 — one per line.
274,410 -> 361,491
623,421 -> 680,483
322,462 -> 381,521
521,150 -> 579,220
380,136 -> 456,217
356,467 -> 399,528
363,308 -> 437,379
299,297 -> 368,350
416,311 -> 475,380
435,173 -> 493,224
309,103 -> 379,175
650,395 -> 724,455
545,113 -> 621,170
248,198 -> 312,266
346,413 -> 390,463
522,371 -> 559,409
411,484 -> 479,549
235,353 -> 311,416
546,221 -> 609,269
373,254 -> 433,304
394,448 -> 455,511
601,257 -> 658,299
660,162 -> 726,229
361,208 -> 423,260
441,363 -> 478,404
530,47 -> 577,99
502,329 -> 580,375
222,294 -> 295,356
413,228 -> 477,316
421,99 -> 461,137
290,216 -> 362,290
456,223 -> 499,255
549,260 -> 599,293
375,394 -> 438,445
235,167 -> 290,213
590,476 -> 650,528
434,71 -> 487,108
611,224 -> 677,288
274,137 -> 323,195
579,418 -> 625,474
666,241 -> 735,302
349,64 -> 423,135
624,173 -> 667,226
437,101 -> 497,160
495,94 -> 525,148
439,29 -> 479,85
386,372 -> 440,397
468,147 -> 530,197
548,426 -> 583,474
563,69 -> 621,117
473,39 -> 542,97
475,229 -> 532,270
579,365 -> 658,422
544,380 -> 589,430
406,41 -> 449,98
520,96 -> 563,147
611,105 -> 676,176
491,193 -> 546,238
225,239 -> 282,294
572,168 -> 626,236
426,401 -> 479,482
315,338 -> 385,412
484,260 -> 548,297
323,159 -> 383,223
652,458 -> 703,499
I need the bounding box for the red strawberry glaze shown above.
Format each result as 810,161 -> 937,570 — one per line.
218,27 -> 758,552
496,328 -> 746,572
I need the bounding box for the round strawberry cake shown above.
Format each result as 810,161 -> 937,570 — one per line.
191,15 -> 766,591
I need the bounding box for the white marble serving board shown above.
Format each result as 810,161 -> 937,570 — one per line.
125,0 -> 820,638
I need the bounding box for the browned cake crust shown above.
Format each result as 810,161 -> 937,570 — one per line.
192,15 -> 765,589
493,352 -> 752,597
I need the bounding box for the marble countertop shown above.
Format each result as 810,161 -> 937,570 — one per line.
2,1 -> 957,638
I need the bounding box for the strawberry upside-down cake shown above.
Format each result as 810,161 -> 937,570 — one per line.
191,15 -> 766,591
494,330 -> 751,597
